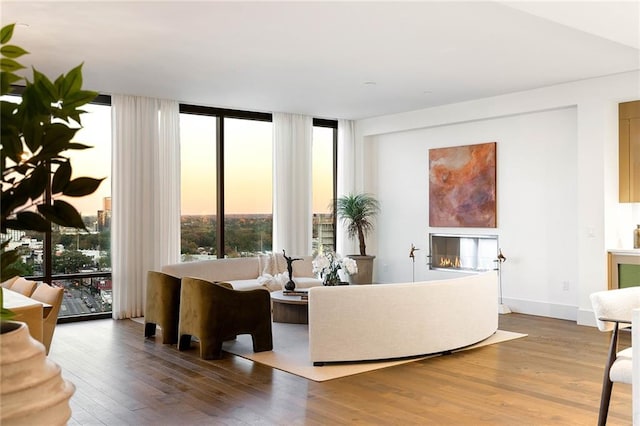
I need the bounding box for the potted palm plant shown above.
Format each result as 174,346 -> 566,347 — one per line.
335,193 -> 380,284
1,23 -> 102,424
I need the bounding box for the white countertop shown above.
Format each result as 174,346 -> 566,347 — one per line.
608,249 -> 640,255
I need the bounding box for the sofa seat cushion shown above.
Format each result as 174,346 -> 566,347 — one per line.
227,279 -> 264,291
290,277 -> 323,289
257,273 -> 322,291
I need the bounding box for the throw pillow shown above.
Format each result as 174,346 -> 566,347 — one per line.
272,252 -> 288,275
258,253 -> 274,276
292,256 -> 314,278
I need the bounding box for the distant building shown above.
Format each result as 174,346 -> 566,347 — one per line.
2,229 -> 25,244
313,214 -> 335,254
97,196 -> 112,231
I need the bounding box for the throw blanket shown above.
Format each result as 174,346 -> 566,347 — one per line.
257,252 -> 314,291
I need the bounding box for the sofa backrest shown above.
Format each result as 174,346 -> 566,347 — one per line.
292,255 -> 315,278
162,257 -> 261,282
257,253 -> 315,278
308,271 -> 498,363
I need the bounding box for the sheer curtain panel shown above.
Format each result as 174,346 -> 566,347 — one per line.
111,95 -> 181,319
272,113 -> 313,255
337,119 -> 356,255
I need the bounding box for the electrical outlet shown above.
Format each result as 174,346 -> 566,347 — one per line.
562,281 -> 570,291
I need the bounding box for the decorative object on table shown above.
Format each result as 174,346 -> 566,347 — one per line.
495,248 -> 510,314
0,23 -> 102,422
409,244 -> 420,282
335,193 -> 380,284
634,224 -> 640,249
313,252 -> 358,286
429,142 -> 496,228
282,250 -> 302,291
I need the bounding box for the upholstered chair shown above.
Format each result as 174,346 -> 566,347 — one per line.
1,276 -> 18,288
30,283 -> 64,355
144,271 -> 182,344
10,277 -> 38,296
178,277 -> 273,360
590,287 -> 640,426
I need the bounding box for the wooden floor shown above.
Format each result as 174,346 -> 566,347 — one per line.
49,313 -> 632,425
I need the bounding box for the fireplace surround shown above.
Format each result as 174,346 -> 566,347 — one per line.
429,233 -> 498,273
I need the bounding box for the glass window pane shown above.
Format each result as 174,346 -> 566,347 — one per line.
1,96 -> 45,279
54,102 -> 112,271
3,95 -> 113,319
312,126 -> 335,255
4,229 -> 44,278
180,113 -> 217,260
53,103 -> 112,317
224,118 -> 272,257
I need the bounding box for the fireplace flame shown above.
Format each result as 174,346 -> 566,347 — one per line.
439,256 -> 461,268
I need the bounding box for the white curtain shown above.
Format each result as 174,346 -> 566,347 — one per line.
337,119 -> 356,255
111,95 -> 181,319
272,113 -> 313,255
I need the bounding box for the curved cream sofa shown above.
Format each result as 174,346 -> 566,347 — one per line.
308,271 -> 498,365
161,254 -> 322,292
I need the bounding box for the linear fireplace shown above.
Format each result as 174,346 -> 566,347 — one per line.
429,233 -> 498,272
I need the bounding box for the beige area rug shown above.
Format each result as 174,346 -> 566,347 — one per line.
221,322 -> 527,382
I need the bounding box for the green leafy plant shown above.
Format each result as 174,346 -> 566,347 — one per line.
335,193 -> 380,256
1,23 -> 103,320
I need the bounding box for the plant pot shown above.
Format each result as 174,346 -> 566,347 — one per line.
1,321 -> 75,426
347,255 -> 375,284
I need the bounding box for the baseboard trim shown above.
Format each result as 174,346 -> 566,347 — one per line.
576,308 -> 597,327
501,298 -> 577,322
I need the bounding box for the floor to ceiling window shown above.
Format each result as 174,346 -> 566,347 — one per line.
4,92 -> 336,319
2,94 -> 113,320
179,105 -> 336,260
312,121 -> 337,255
179,113 -> 217,260
179,106 -> 274,259
223,117 -> 273,257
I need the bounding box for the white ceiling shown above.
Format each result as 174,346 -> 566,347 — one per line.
2,1 -> 639,120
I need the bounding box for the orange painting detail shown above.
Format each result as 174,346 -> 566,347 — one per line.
429,142 -> 496,228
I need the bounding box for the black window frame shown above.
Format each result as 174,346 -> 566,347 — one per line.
3,89 -> 113,322
179,104 -> 338,256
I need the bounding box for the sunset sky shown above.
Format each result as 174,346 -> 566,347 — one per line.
67,104 -> 333,217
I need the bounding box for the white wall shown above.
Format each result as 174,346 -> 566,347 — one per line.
353,71 -> 640,324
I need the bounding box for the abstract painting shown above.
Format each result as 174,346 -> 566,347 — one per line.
429,142 -> 496,228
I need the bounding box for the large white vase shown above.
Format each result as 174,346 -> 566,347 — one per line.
0,321 -> 75,425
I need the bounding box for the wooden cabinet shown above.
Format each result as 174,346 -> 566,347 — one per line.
619,101 -> 640,202
608,250 -> 640,289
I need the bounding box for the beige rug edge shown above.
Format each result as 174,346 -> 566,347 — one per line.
130,317 -> 526,382
222,326 -> 527,382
